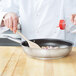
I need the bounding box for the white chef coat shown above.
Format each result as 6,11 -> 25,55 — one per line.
0,0 -> 76,45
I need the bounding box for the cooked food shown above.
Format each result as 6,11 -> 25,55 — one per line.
41,46 -> 59,49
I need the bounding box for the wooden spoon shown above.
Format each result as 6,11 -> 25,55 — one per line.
17,31 -> 41,48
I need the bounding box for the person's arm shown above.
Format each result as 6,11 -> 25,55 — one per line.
0,0 -> 19,33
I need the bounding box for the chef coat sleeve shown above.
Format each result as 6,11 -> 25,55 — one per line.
0,0 -> 19,33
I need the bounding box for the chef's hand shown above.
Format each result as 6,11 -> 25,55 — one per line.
2,12 -> 19,33
71,14 -> 76,25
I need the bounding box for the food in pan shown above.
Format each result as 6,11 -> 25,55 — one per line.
41,46 -> 59,49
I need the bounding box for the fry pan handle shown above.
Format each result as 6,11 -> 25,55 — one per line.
3,35 -> 21,44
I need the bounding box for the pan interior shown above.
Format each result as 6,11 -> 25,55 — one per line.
22,39 -> 73,48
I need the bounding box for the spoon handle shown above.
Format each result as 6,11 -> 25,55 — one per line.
17,31 -> 29,42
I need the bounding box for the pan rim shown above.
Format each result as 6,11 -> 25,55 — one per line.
21,38 -> 73,47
